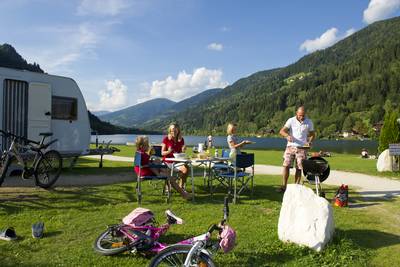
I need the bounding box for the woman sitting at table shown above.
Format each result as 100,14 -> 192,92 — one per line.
226,123 -> 252,160
162,123 -> 188,189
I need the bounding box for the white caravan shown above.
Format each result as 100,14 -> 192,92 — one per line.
0,67 -> 90,157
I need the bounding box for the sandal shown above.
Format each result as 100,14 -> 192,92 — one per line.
0,227 -> 17,241
32,222 -> 44,239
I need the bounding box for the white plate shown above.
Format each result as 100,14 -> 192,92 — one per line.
173,153 -> 188,159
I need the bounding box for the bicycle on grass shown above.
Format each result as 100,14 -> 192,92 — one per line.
148,197 -> 235,267
0,129 -> 62,188
93,198 -> 235,267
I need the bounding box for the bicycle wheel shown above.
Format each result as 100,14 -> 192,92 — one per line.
93,226 -> 132,256
0,154 -> 12,186
34,150 -> 62,188
149,244 -> 215,267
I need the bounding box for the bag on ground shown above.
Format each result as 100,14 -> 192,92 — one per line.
334,184 -> 348,207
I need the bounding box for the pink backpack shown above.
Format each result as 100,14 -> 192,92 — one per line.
122,208 -> 154,226
219,225 -> 236,253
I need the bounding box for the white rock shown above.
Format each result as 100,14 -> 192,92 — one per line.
278,184 -> 335,252
377,149 -> 392,172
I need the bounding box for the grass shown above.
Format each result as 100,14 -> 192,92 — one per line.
1,171 -> 399,267
100,144 -> 400,180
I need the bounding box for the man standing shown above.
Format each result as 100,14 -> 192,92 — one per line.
278,106 -> 316,192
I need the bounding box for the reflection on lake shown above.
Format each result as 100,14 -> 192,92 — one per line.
91,134 -> 378,154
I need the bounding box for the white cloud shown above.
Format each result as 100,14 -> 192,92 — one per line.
77,0 -> 131,16
140,67 -> 229,102
363,0 -> 400,24
345,28 -> 356,37
299,27 -> 356,53
98,79 -> 129,111
207,43 -> 224,51
19,22 -> 104,74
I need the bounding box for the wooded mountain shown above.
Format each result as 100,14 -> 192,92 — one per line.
142,88 -> 223,127
92,111 -> 111,116
88,111 -> 160,135
99,98 -> 176,127
100,88 -> 222,128
0,43 -> 43,73
145,16 -> 400,138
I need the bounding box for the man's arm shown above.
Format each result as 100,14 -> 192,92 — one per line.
279,126 -> 293,142
308,131 -> 316,145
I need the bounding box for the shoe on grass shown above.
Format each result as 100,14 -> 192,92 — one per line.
0,227 -> 17,241
32,222 -> 44,239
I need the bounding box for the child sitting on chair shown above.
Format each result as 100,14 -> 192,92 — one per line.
134,136 -> 191,199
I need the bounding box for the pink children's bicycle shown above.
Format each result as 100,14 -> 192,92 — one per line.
93,198 -> 236,267
93,207 -> 187,256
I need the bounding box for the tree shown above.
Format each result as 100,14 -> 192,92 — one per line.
342,115 -> 354,132
322,124 -> 337,138
378,110 -> 400,152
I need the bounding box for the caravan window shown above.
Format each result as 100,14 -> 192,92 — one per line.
52,96 -> 77,120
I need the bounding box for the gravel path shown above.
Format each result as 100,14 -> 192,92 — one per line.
253,164 -> 400,199
2,154 -> 400,200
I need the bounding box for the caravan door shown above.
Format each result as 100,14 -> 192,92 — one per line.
28,82 -> 51,142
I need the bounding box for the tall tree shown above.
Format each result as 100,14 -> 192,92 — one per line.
379,111 -> 400,152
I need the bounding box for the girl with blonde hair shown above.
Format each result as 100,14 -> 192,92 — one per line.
161,123 -> 189,189
226,123 -> 252,159
135,135 -> 190,199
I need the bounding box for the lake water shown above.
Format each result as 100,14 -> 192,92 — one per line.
91,134 -> 378,154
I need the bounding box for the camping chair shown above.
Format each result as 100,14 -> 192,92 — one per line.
211,149 -> 231,174
209,149 -> 231,189
212,153 -> 254,204
152,144 -> 162,157
134,152 -> 171,205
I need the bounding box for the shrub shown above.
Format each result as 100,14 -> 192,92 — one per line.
378,110 -> 400,152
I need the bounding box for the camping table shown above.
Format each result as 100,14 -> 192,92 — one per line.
192,157 -> 231,189
168,157 -> 231,201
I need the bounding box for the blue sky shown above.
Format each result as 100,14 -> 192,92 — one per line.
1,0 -> 400,111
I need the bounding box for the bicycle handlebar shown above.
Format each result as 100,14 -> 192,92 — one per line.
0,129 -> 39,145
207,196 -> 230,234
0,129 -> 57,148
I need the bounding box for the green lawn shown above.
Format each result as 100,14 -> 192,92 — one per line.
1,171 -> 399,267
103,144 -> 400,180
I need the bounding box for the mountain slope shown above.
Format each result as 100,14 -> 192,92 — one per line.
143,88 -> 223,127
0,43 -> 43,73
99,98 -> 176,127
88,111 -> 160,135
92,110 -> 111,116
100,89 -> 223,128
150,16 -> 400,137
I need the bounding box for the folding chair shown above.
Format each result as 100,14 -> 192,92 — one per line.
134,152 -> 171,205
213,153 -> 254,203
209,149 -> 230,192
152,144 -> 162,157
212,149 -> 230,170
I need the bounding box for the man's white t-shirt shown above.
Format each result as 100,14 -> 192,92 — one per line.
284,116 -> 314,147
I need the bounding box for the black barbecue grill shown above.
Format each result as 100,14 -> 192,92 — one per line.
302,157 -> 330,197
